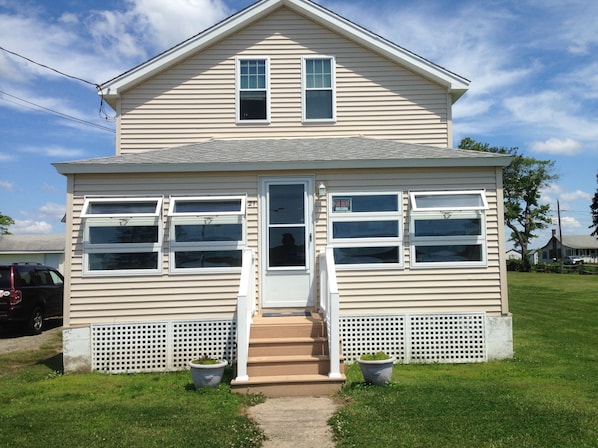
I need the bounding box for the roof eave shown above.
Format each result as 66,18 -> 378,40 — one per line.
53,156 -> 512,175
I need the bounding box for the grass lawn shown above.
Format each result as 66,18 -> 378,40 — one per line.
330,272 -> 598,447
0,336 -> 265,447
1,272 -> 596,447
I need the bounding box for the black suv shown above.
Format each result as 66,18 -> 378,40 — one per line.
0,263 -> 64,334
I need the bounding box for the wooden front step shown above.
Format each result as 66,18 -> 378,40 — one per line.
231,311 -> 345,397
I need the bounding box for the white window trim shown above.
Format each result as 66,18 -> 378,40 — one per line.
168,196 -> 247,274
302,55 -> 336,123
327,191 -> 403,270
409,190 -> 488,211
81,196 -> 162,218
168,195 -> 246,216
236,57 -> 271,124
409,191 -> 488,269
82,197 -> 164,276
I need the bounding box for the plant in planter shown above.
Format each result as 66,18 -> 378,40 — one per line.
188,355 -> 228,389
357,351 -> 395,385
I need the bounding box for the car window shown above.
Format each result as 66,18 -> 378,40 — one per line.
17,267 -> 35,286
0,267 -> 11,288
48,270 -> 64,286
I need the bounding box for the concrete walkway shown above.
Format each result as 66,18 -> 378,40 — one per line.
248,396 -> 339,448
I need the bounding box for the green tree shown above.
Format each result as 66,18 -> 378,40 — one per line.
459,138 -> 558,271
0,212 -> 15,235
590,173 -> 598,237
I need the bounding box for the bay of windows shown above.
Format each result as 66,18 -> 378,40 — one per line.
328,192 -> 402,267
409,191 -> 488,267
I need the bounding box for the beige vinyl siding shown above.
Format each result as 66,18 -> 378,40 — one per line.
314,167 -> 505,316
117,7 -> 450,154
68,172 -> 259,326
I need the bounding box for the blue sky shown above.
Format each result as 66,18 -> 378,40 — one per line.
0,0 -> 596,249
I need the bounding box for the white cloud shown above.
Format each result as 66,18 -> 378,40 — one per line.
0,152 -> 14,162
0,180 -> 14,190
42,183 -> 60,193
11,219 -> 53,234
38,202 -> 66,220
530,138 -> 582,155
20,145 -> 87,159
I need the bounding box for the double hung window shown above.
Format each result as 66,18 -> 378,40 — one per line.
237,58 -> 269,122
168,196 -> 246,272
409,191 -> 488,268
328,192 -> 403,267
81,198 -> 163,275
303,56 -> 335,121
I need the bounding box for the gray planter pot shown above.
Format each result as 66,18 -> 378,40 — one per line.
188,359 -> 227,388
357,356 -> 395,385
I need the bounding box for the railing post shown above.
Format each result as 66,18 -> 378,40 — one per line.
323,247 -> 342,379
235,249 -> 254,382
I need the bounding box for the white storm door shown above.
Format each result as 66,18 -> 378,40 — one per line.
260,177 -> 314,307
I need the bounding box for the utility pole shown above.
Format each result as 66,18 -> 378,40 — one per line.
558,200 -> 564,273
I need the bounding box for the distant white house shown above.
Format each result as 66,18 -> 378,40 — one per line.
0,234 -> 65,272
506,249 -> 521,260
536,230 -> 598,264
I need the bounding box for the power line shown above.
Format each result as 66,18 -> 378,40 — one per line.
0,45 -> 100,89
0,89 -> 115,133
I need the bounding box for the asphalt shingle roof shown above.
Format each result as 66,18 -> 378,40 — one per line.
54,137 -> 511,174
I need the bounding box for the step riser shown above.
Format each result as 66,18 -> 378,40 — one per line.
249,342 -> 328,357
247,360 -> 330,376
232,381 -> 344,398
250,323 -> 325,339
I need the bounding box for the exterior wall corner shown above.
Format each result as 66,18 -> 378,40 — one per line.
485,315 -> 513,360
63,326 -> 92,373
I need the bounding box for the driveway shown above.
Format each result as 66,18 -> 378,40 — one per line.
0,319 -> 62,355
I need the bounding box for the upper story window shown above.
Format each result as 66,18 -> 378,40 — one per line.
303,56 -> 336,121
237,58 -> 269,122
328,192 -> 403,268
409,191 -> 488,268
168,196 -> 246,272
81,197 -> 163,275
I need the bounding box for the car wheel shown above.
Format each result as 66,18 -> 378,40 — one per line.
27,307 -> 44,335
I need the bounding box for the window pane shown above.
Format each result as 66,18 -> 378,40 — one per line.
89,226 -> 158,244
240,90 -> 266,120
414,218 -> 482,237
334,247 -> 399,264
306,90 -> 332,119
269,227 -> 305,267
414,193 -> 484,209
333,221 -> 398,238
175,224 -> 242,242
87,201 -> 157,215
175,250 -> 242,268
415,245 -> 483,263
0,268 -> 10,288
174,199 -> 241,214
332,195 -> 398,213
89,253 -> 158,270
269,184 -> 305,224
306,59 -> 331,88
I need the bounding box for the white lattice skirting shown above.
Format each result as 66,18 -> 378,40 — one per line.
340,312 -> 487,363
91,319 -> 236,373
89,312 -> 486,373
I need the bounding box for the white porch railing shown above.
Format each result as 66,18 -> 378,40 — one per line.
319,247 -> 343,379
235,248 -> 256,382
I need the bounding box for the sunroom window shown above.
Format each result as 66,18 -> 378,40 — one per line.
409,191 -> 488,268
303,56 -> 335,121
81,197 -> 163,275
237,58 -> 269,122
168,196 -> 246,272
328,192 -> 403,267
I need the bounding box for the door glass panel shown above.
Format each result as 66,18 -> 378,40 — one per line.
269,184 -> 305,224
267,183 -> 307,268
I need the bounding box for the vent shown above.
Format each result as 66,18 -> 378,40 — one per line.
91,319 -> 236,373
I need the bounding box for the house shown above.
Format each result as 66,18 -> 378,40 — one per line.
506,249 -> 521,260
53,0 -> 513,395
0,234 -> 65,272
537,230 -> 598,264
